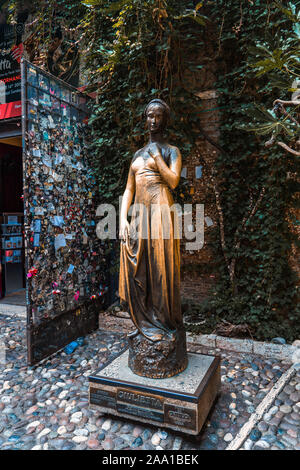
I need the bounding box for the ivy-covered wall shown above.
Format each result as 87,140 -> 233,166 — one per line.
201,0 -> 300,341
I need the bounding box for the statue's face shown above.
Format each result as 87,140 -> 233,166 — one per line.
146,104 -> 165,133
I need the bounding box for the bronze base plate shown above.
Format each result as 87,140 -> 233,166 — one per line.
89,350 -> 221,435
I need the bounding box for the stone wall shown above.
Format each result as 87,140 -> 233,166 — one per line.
287,205 -> 300,284
177,24 -> 223,302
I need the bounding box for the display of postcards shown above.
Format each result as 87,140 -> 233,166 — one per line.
39,113 -> 48,129
67,264 -> 75,274
28,104 -> 38,121
7,216 -> 18,224
27,86 -> 38,105
52,113 -> 61,126
50,170 -> 63,182
54,154 -> 63,166
51,96 -> 60,113
28,121 -> 36,133
13,250 -> 22,263
49,78 -> 61,98
61,102 -> 70,118
32,219 -> 41,233
48,114 -> 56,129
61,88 -> 70,103
27,66 -> 38,86
65,232 -> 74,240
62,115 -> 70,127
35,207 -> 45,216
2,224 -> 21,234
38,74 -> 50,92
33,233 -> 40,247
43,183 -> 51,192
195,165 -> 203,179
16,236 -> 23,247
70,91 -> 78,105
42,129 -> 50,142
10,237 -> 17,248
23,62 -> 108,324
39,91 -> 51,108
63,155 -> 73,168
32,148 -> 41,157
46,176 -> 54,185
5,250 -> 13,263
42,154 -> 52,168
47,202 -> 55,212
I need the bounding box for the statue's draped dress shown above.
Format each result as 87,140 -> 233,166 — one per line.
119,144 -> 183,342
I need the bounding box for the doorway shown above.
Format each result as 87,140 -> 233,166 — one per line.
0,138 -> 26,305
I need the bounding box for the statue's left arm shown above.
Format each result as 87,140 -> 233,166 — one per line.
149,145 -> 182,190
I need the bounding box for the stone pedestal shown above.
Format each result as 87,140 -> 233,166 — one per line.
89,350 -> 221,435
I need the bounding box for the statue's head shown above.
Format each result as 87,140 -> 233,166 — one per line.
144,99 -> 170,134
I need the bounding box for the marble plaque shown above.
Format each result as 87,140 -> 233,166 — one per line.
89,351 -> 220,435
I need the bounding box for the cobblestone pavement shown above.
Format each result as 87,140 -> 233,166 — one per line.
0,310 -> 299,450
240,374 -> 300,450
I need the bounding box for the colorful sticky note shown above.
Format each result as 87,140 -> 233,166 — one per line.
67,264 -> 75,274
205,216 -> 214,227
181,167 -> 187,178
195,165 -> 203,179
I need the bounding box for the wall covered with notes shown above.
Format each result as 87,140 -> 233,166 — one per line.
23,61 -> 107,326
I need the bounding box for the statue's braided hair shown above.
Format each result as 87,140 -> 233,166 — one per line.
144,99 -> 171,124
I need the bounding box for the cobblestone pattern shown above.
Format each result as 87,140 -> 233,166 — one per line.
0,312 -> 298,450
241,370 -> 300,451
182,343 -> 293,450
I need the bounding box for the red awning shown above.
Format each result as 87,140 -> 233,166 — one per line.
0,101 -> 22,120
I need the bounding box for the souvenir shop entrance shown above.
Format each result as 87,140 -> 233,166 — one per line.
0,21 -> 26,303
0,130 -> 25,303
1,59 -> 108,365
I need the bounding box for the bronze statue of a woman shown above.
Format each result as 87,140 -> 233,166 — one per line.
119,99 -> 188,378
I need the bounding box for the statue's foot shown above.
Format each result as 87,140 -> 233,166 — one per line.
146,331 -> 177,342
129,327 -> 176,343
147,332 -> 164,342
127,329 -> 139,339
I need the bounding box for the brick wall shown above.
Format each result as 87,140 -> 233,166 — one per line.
180,97 -> 300,301
180,91 -> 220,301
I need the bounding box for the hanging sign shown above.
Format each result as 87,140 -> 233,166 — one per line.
0,24 -> 23,119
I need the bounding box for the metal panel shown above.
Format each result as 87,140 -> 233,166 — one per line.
21,59 -> 108,365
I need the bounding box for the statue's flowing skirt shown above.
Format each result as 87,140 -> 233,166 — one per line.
119,170 -> 183,342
